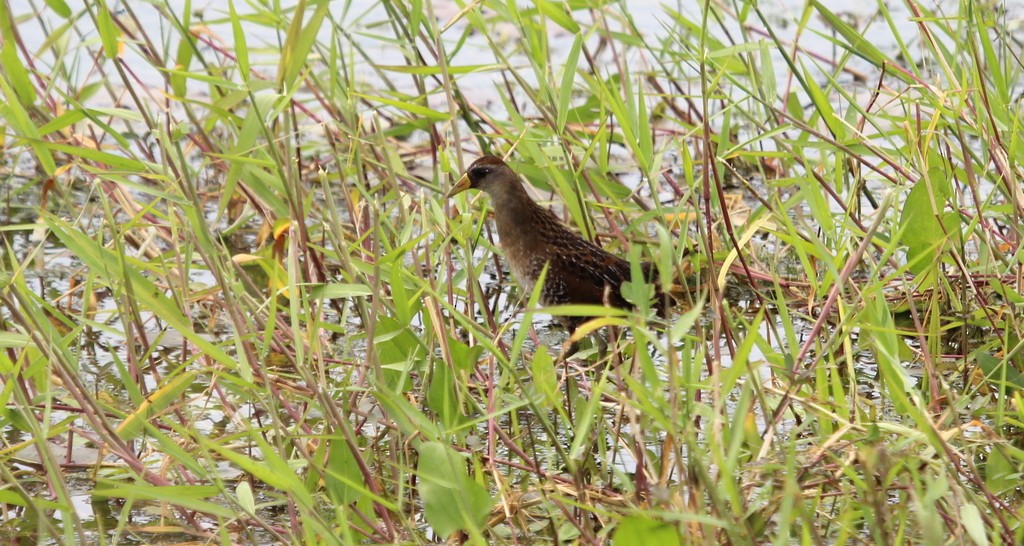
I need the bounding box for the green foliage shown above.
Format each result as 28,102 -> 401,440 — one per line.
0,0 -> 1022,544
415,441 -> 493,540
613,515 -> 680,546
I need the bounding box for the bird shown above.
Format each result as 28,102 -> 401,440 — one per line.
446,154 -> 672,333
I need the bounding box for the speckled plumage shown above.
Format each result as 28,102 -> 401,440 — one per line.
448,155 -> 663,329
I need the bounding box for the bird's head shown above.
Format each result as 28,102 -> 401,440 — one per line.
446,155 -> 516,198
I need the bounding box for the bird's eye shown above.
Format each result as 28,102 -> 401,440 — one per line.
472,166 -> 491,178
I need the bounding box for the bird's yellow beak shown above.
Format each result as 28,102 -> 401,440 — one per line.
446,174 -> 472,199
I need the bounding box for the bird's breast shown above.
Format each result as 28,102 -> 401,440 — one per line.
493,204 -> 558,300
500,235 -> 540,292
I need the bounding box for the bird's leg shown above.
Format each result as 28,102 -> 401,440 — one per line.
595,332 -> 609,358
553,317 -> 581,364
555,337 -> 579,364
555,330 -> 610,367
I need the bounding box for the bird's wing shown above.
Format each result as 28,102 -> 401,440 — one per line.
539,232 -> 634,308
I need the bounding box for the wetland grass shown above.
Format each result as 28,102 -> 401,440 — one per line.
0,0 -> 1022,544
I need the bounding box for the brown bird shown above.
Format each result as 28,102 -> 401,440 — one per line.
447,155 -> 670,332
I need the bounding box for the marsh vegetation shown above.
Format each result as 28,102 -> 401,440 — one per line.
1,0 -> 1023,544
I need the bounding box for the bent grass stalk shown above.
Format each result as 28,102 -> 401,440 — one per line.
0,0 -> 1021,544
